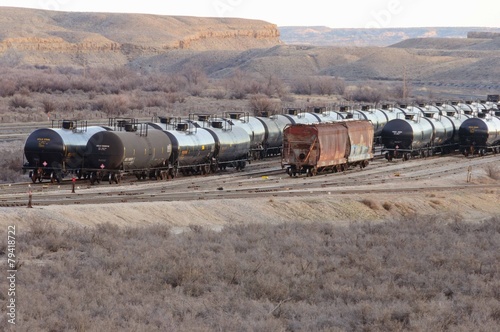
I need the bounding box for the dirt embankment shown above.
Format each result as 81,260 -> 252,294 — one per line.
1,187 -> 498,232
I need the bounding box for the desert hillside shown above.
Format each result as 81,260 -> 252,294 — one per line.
0,7 -> 280,66
0,7 -> 500,97
279,26 -> 500,47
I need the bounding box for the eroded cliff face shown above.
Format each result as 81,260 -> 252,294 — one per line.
0,7 -> 280,66
175,25 -> 281,50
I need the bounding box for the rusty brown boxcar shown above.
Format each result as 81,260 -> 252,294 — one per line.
281,120 -> 374,177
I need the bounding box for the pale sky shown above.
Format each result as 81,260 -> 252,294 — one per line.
1,0 -> 499,28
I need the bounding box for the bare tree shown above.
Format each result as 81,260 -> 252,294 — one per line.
182,65 -> 207,87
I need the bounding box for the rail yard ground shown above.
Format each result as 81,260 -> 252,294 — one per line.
0,154 -> 498,229
1,137 -> 499,331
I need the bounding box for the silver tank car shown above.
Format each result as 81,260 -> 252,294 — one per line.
190,116 -> 251,171
355,105 -> 393,137
439,111 -> 472,153
421,112 -> 453,147
254,113 -> 292,157
377,105 -> 408,122
282,108 -> 322,124
308,106 -> 344,123
148,120 -> 216,177
459,114 -> 500,156
457,101 -> 477,115
23,120 -> 110,183
425,104 -> 444,114
225,112 -> 267,160
439,102 -> 462,115
84,126 -> 172,183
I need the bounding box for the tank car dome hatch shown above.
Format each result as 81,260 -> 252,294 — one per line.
62,120 -> 74,130
211,120 -> 224,129
177,123 -> 190,131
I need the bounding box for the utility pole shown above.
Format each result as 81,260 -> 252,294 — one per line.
402,65 -> 408,102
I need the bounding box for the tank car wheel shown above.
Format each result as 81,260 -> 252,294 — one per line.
90,172 -> 98,185
29,171 -> 36,183
168,167 -> 177,180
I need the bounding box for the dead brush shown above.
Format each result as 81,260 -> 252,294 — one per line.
382,202 -> 392,211
360,198 -> 379,210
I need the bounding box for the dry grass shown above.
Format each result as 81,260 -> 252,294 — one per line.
1,215 -> 500,331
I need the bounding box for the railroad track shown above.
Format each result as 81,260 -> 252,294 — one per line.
1,154 -> 498,207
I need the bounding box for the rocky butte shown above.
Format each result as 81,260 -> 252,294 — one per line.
0,7 -> 281,67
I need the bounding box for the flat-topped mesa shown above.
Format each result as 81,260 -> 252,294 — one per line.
0,7 -> 281,65
467,31 -> 500,39
175,24 -> 281,50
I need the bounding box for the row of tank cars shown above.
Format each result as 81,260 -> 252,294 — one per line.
22,100 -> 500,184
380,101 -> 500,161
